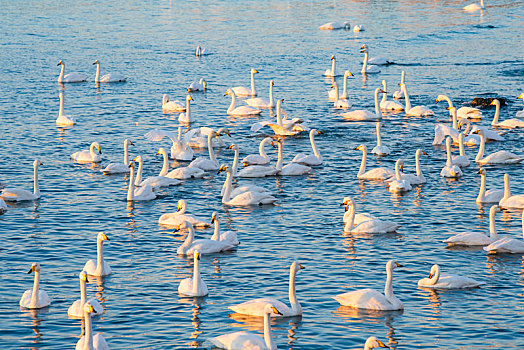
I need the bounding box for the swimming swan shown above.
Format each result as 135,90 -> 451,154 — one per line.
443,205 -> 501,246
210,212 -> 240,246
324,55 -> 340,77
232,68 -> 258,96
178,95 -> 195,123
188,131 -> 220,171
242,137 -> 273,166
162,94 -> 185,112
361,44 -> 394,65
393,149 -> 426,185
319,21 -> 350,30
220,165 -> 277,205
490,99 -> 524,128
463,0 -> 485,12
332,82 -> 351,109
343,197 -> 399,234
101,139 -> 134,174
451,132 -> 470,168
392,71 -> 405,99
75,301 -> 109,350
440,136 -> 463,178
144,127 -> 197,161
134,152 -> 181,188
225,89 -> 262,116
360,45 -> 381,74
342,88 -> 384,121
483,211 -> 524,254
83,232 -> 112,276
399,84 -> 434,117
71,142 -> 102,163
68,271 -> 103,318
291,129 -> 323,166
188,78 -> 207,92
380,81 -> 404,111
20,263 -> 51,309
499,173 -> 524,209
245,80 -> 274,108
333,260 -> 403,311
56,92 -> 77,126
418,264 -> 483,289
432,107 -> 460,145
57,60 -> 87,83
1,159 -> 42,201
175,220 -> 236,255
229,261 -> 304,317
476,169 -> 503,204
178,251 -> 208,297
93,60 -> 126,83
473,129 -> 522,165
388,159 -> 412,193
371,122 -> 391,156
158,199 -> 211,228
127,162 -> 156,201
355,145 -> 394,180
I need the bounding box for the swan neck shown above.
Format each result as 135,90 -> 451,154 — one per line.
402,85 -> 411,111
263,309 -> 276,350
521,211 -> 524,239
250,71 -> 256,95
459,134 -> 466,156
123,141 -> 129,165
333,83 -> 340,103
33,162 -> 40,197
181,225 -> 195,252
341,74 -> 348,98
415,151 -> 422,176
31,270 -> 40,307
395,160 -> 401,180
207,133 -> 216,162
259,139 -> 268,158
400,71 -> 405,84
159,151 -> 169,176
452,109 -> 458,130
227,93 -> 235,114
384,266 -> 395,302
331,58 -> 336,75
477,173 -> 486,202
489,207 -> 498,239
185,97 -> 191,121
90,143 -> 97,159
288,266 -> 300,314
58,64 -> 65,82
127,166 -> 135,201
344,204 -> 355,232
446,140 -> 452,166
491,101 -> 500,125
310,131 -> 321,158
361,52 -> 368,74
192,254 -> 201,294
268,82 -> 273,103
96,239 -> 104,275
222,171 -> 233,203
374,89 -> 382,117
429,267 -> 440,285
475,133 -> 485,161
381,82 -> 387,103
80,278 -> 87,306
503,174 -> 511,200
358,148 -> 367,176
211,218 -> 220,241
134,158 -> 143,186
276,101 -> 283,125
376,123 -> 382,146
84,309 -> 94,350
59,93 -> 64,117
95,63 -> 100,83
232,148 -> 239,176
276,142 -> 283,171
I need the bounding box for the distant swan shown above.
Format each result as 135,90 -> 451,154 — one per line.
101,139 -> 133,174
56,92 -> 77,125
392,71 -> 405,99
332,82 -> 351,109
1,159 -> 42,201
195,46 -> 210,57
393,149 -> 426,185
250,99 -> 307,136
274,138 -> 312,176
232,68 -> 258,96
451,132 -> 470,168
133,152 -> 181,189
380,80 -> 404,111
328,70 -> 353,101
210,212 -> 240,246
220,165 -> 277,205
188,78 -> 207,92
178,251 -> 208,297
355,144 -> 394,180
93,60 -> 126,83
476,169 -> 503,204
68,271 -> 103,318
188,131 -> 220,171
57,60 -> 87,83
83,232 -> 112,276
319,21 -> 350,30
464,0 -> 485,12
20,263 -> 51,309
242,137 -> 273,166
418,264 -> 484,289
388,159 -> 412,193
436,94 -> 483,119
71,142 -> 102,163
324,55 -> 340,77
361,44 -> 394,65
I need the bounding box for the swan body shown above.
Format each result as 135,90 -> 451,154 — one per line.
400,84 -> 434,116
333,260 -> 403,311
291,129 -> 323,166
332,82 -> 351,109
195,46 -> 210,57
56,92 -> 77,125
441,136 -> 463,178
188,78 -> 207,92
474,129 -> 522,164
134,152 -> 181,188
250,100 -> 308,136
68,271 -> 103,318
176,220 -> 235,255
476,169 -> 503,203
83,232 -> 112,276
361,337 -> 389,350
178,95 -> 195,123
162,94 -> 185,112
1,159 -> 41,201
237,164 -> 278,178
392,71 -> 405,99
19,263 -> 51,309
499,173 -> 524,209
464,0 -> 484,12
484,211 -> 524,254
166,166 -> 205,179
57,60 -> 87,83
451,132 -> 470,168
328,70 -> 353,100
245,80 -> 274,108
159,199 -> 211,228
229,262 -> 304,317
273,139 -> 312,176
188,132 -> 220,171
101,139 -> 133,174
71,142 -> 102,163
356,145 -> 394,180
389,159 -> 412,193
490,99 -> 524,128
418,264 -> 483,289
380,81 -> 404,111
371,122 -> 390,156
220,165 -> 277,205
319,21 -> 350,30
178,251 -> 208,297
342,88 -> 384,121
126,162 -> 156,201
75,302 -> 109,350
362,44 -> 393,65
210,212 -> 239,246
443,205 -> 501,246
208,304 -> 282,350
242,137 -> 272,166
225,89 -> 262,116
360,45 -> 381,74
232,68 -> 258,96
343,197 -> 399,234
342,198 -> 378,226
324,55 -> 340,77
93,60 -> 126,83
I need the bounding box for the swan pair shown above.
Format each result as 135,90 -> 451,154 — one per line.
101,139 -> 134,174
332,82 -> 351,109
343,197 -> 399,234
132,151 -> 182,189
93,60 -> 126,83
473,129 -> 522,165
225,89 -> 262,116
127,162 -> 156,201
379,81 -> 404,111
20,263 -> 51,309
188,131 -> 221,171
195,46 -> 209,57
178,251 -> 208,297
342,88 -> 384,121
159,199 -> 211,228
418,264 -> 483,289
451,132 -> 470,168
328,71 -> 353,101
388,149 -> 427,185
499,173 -> 524,209
484,211 -> 524,254
56,92 -> 77,125
220,165 -> 277,205
440,136 -> 463,178
175,220 -> 237,255
57,60 -> 87,83
388,159 -> 412,193
476,169 -> 503,204
68,271 -> 103,318
334,260 -> 403,311
1,159 -> 42,201
71,142 -> 102,163
75,301 -> 109,350
443,205 -> 501,246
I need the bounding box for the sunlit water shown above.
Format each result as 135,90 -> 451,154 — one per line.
1,0 -> 523,349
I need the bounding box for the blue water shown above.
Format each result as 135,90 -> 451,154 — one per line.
1,0 -> 523,349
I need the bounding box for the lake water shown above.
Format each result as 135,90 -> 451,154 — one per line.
1,0 -> 523,349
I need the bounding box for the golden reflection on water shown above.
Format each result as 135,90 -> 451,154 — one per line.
178,297 -> 204,348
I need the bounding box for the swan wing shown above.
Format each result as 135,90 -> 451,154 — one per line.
242,154 -> 270,166
499,194 -> 524,209
229,297 -> 291,317
140,176 -> 181,188
352,219 -> 399,233
333,288 -> 395,310
479,151 -> 522,164
281,163 -> 312,176
99,73 -> 126,83
189,158 -> 219,171
484,237 -> 524,254
186,239 -> 234,255
1,188 -> 35,201
145,129 -> 178,143
134,184 -> 157,201
93,333 -> 109,350
341,109 -> 377,121
443,232 -> 492,246
19,289 -> 33,307
208,331 -> 266,350
82,259 -> 97,275
359,167 -> 395,180
231,106 -> 262,116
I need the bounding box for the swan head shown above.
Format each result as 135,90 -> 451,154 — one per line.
57,60 -> 64,66
264,304 -> 283,316
341,197 -> 354,207
79,270 -> 89,282
490,205 -> 501,216
271,138 -> 283,148
416,149 -> 427,157
186,94 -> 194,102
250,68 -> 259,74
394,159 -> 405,172
355,144 -> 367,152
477,168 -> 486,175
217,128 -> 231,137
227,144 -> 238,151
518,93 -> 524,99
330,55 -> 335,60
217,164 -> 231,174
312,129 -> 322,135
125,139 -> 134,146
131,155 -> 142,163
364,336 -> 389,349
428,264 -> 440,279
211,212 -> 218,222
174,220 -> 191,232
156,148 -> 167,156
435,95 -> 448,103
97,232 -> 110,242
28,262 -> 41,274
194,250 -> 201,260
386,259 -> 402,271
92,60 -> 100,65
291,261 -> 305,272
360,45 -> 369,53
224,89 -> 233,96
83,301 -> 96,315
489,99 -> 500,107
344,70 -> 354,77
92,142 -> 102,154
177,199 -> 187,212
128,161 -> 135,170
33,159 -> 43,168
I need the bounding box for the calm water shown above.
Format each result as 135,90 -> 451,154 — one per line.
1,0 -> 524,349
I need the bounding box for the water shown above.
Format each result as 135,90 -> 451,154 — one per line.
1,0 -> 524,349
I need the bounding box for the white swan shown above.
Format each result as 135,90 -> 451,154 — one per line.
394,149 -> 426,185
188,78 -> 207,92
343,197 -> 399,234
208,304 -> 282,350
195,46 -> 210,57
355,145 -> 394,180
232,68 -> 258,96
20,263 -> 51,309
360,46 -> 381,74
360,337 -> 389,350
57,60 -> 87,83
176,220 -> 236,255
274,139 -> 312,176
242,137 -> 273,166
392,71 -> 405,99
490,99 -> 524,128
158,199 -> 211,228
380,81 -> 404,111
464,0 -> 484,12
451,132 -> 470,168
436,94 -> 483,119
178,95 -> 195,123
418,264 -> 484,289
474,129 -> 522,164
399,84 -> 434,116
432,107 -> 460,145
291,129 -> 323,166
440,136 -> 463,178
71,142 -> 102,163
178,251 -> 208,297
443,205 -> 501,246
162,94 -> 185,112
1,159 -> 41,201
333,260 -> 403,311
101,139 -> 133,174
220,165 -> 277,205
229,261 -> 304,317
83,232 -> 112,276
225,89 -> 262,116
127,162 -> 156,201
93,60 -> 126,83
342,88 -> 384,121
516,93 -> 524,118
68,271 -> 103,318
371,122 -> 390,156
361,44 -> 393,65
75,302 -> 109,350
484,211 -> 524,254
332,82 -> 351,109
188,131 -> 220,171
388,159 -> 412,193
324,55 -> 340,77
353,24 -> 365,32
499,173 -> 524,209
342,197 -> 378,226
189,126 -> 231,149
245,80 -> 274,108
144,127 -> 197,161
250,99 -> 308,136
134,152 -> 181,188
476,169 -> 504,204
56,92 -> 77,125
328,71 -> 353,101
459,118 -> 505,145
319,21 -> 350,30
210,212 -> 239,246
